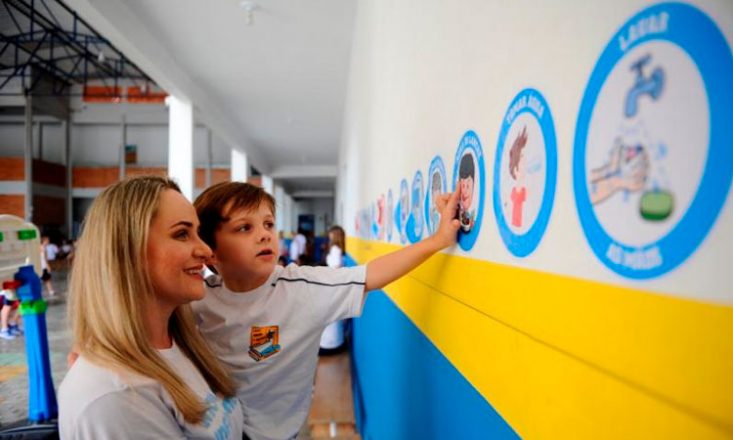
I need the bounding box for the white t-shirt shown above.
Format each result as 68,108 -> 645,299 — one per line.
288,234 -> 306,261
59,343 -> 243,440
45,243 -> 59,261
192,264 -> 367,440
320,245 -> 345,349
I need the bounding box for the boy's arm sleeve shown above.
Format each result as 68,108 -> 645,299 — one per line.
70,391 -> 186,440
299,265 -> 367,325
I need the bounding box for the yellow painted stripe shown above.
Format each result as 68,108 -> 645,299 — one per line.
350,237 -> 733,439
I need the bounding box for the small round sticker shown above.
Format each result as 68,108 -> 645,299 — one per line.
452,130 -> 486,251
395,179 -> 410,244
573,3 -> 733,278
386,189 -> 394,242
406,171 -> 424,243
425,156 -> 448,235
493,88 -> 557,257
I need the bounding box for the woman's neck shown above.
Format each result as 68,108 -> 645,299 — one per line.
145,301 -> 175,349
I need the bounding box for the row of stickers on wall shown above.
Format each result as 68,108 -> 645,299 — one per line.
353,2 -> 732,281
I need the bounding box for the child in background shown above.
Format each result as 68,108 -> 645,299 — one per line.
192,182 -> 460,440
0,285 -> 22,340
40,237 -> 56,297
319,225 -> 347,353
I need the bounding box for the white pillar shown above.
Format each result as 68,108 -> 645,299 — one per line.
231,149 -> 248,182
261,175 -> 273,195
166,95 -> 194,200
24,94 -> 33,222
274,184 -> 285,232
119,114 -> 127,179
284,195 -> 293,233
205,128 -> 213,188
63,119 -> 72,237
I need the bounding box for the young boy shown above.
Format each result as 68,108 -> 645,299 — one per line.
192,182 -> 460,440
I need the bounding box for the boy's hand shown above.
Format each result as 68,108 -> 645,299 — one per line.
431,187 -> 461,249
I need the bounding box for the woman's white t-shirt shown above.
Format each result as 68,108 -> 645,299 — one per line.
59,343 -> 243,440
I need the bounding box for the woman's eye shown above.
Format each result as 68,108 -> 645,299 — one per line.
174,230 -> 189,240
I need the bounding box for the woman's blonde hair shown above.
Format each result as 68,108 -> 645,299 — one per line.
328,225 -> 346,253
69,175 -> 236,423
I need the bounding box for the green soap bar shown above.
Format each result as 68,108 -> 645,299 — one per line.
640,191 -> 674,221
17,229 -> 37,240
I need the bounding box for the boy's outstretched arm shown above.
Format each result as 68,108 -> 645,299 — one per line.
365,188 -> 461,291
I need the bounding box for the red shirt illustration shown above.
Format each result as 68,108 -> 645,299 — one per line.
510,186 -> 526,227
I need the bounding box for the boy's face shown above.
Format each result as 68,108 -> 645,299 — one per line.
212,202 -> 278,290
460,176 -> 474,211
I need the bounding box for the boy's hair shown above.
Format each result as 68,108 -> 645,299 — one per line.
459,153 -> 475,179
509,125 -> 528,179
195,181 -> 276,249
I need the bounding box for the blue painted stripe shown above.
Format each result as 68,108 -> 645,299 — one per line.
347,256 -> 519,440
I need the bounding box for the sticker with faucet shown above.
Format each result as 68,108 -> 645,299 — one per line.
573,2 -> 733,279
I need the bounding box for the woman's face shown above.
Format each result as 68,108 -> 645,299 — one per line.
147,190 -> 212,308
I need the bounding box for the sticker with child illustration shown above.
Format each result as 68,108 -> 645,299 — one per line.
405,171 -> 424,243
493,88 -> 557,257
574,2 -> 733,279
425,156 -> 447,235
452,131 -> 485,251
248,325 -> 281,362
376,194 -> 386,241
394,179 -> 410,244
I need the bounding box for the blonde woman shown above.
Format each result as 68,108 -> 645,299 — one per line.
59,176 -> 243,439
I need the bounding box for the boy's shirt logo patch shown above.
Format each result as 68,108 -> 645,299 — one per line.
248,326 -> 281,361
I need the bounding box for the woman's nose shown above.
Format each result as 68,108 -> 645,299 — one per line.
194,238 -> 213,259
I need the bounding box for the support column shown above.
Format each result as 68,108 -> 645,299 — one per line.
284,194 -> 294,234
63,119 -> 72,237
274,184 -> 285,232
261,175 -> 273,195
119,114 -> 127,179
167,96 -> 194,200
205,127 -> 213,188
24,94 -> 33,222
231,149 -> 248,182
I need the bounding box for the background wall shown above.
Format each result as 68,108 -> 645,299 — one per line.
339,0 -> 733,438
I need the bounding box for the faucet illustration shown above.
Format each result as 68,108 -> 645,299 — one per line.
624,54 -> 665,118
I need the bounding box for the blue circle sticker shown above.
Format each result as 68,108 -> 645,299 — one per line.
574,3 -> 733,278
406,171 -> 424,243
395,179 -> 410,244
425,156 -> 448,235
494,88 -> 558,257
452,131 -> 486,251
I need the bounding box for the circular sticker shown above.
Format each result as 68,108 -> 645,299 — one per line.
425,156 -> 448,235
451,130 -> 486,251
386,189 -> 394,242
574,3 -> 733,279
395,179 -> 410,244
406,171 -> 424,243
494,88 -> 557,257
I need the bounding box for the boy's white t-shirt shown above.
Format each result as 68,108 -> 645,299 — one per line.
59,343 -> 243,440
192,264 -> 367,440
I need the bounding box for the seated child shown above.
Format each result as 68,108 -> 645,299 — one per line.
192,182 -> 460,440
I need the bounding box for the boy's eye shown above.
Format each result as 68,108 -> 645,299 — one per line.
264,222 -> 274,229
238,224 -> 252,232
